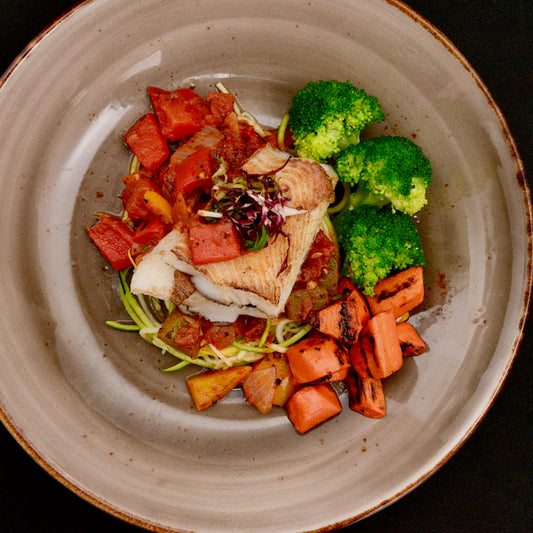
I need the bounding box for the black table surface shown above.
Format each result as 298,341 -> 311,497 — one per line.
1,1 -> 531,532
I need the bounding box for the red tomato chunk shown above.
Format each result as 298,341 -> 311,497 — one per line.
149,86 -> 210,141
124,113 -> 169,171
188,220 -> 242,265
132,218 -> 167,249
87,215 -> 134,270
121,173 -> 164,223
170,146 -> 215,198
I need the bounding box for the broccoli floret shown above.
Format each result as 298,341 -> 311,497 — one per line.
336,204 -> 426,296
287,80 -> 384,162
334,136 -> 432,216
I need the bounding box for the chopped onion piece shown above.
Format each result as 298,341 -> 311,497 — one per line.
197,209 -> 223,218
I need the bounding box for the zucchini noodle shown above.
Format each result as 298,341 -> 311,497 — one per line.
129,154 -> 140,175
277,113 -> 290,151
327,182 -> 351,215
107,268 -> 312,371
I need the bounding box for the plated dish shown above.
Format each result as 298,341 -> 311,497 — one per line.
0,1 -> 529,531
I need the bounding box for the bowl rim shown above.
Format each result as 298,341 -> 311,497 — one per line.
0,0 -> 531,531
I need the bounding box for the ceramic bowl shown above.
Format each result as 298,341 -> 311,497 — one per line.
0,0 -> 529,531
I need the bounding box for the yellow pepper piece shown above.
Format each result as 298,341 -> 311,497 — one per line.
143,190 -> 174,225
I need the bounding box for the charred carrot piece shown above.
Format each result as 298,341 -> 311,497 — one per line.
366,266 -> 424,319
345,368 -> 386,419
187,366 -> 252,410
309,299 -> 362,344
397,321 -> 426,357
349,311 -> 403,379
286,383 -> 342,434
338,277 -> 371,328
286,332 -> 350,384
320,345 -> 350,383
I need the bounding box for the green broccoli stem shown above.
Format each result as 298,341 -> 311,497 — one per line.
333,182 -> 390,229
337,131 -> 361,152
347,182 -> 390,210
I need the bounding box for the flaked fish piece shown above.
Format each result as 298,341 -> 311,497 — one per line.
179,291 -> 268,323
130,231 -> 193,304
241,144 -> 291,175
171,271 -> 196,305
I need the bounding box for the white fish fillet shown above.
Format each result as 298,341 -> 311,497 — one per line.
131,145 -> 337,320
166,145 -> 337,317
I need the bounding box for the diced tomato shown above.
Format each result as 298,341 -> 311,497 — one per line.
200,321 -> 240,350
121,173 -> 163,222
238,316 -> 269,343
239,120 -> 266,154
158,309 -> 203,357
205,92 -> 235,127
169,147 -> 215,198
213,113 -> 266,170
132,218 -> 167,249
149,86 -> 210,141
294,230 -> 337,289
87,215 -> 134,270
124,113 -> 169,171
188,220 -> 242,265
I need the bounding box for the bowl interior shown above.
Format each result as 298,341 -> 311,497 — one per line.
0,0 -> 529,531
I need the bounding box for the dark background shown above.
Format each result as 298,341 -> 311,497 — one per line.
0,1 -> 531,532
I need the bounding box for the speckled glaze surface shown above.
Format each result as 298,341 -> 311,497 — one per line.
0,0 -> 529,531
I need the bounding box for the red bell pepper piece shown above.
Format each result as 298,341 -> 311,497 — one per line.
87,215 -> 134,270
149,87 -> 210,141
188,220 -> 242,265
124,113 -> 169,171
170,147 -> 215,197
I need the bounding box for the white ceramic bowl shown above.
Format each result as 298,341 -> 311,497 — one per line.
0,1 -> 529,531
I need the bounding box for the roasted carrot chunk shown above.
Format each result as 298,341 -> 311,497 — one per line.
286,332 -> 350,384
337,277 -> 371,328
397,321 -> 426,357
366,266 -> 424,318
286,383 -> 342,434
187,366 -> 252,410
345,368 -> 386,419
349,311 -> 403,379
309,299 -> 362,344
